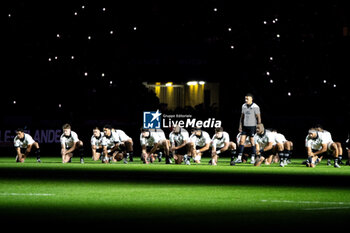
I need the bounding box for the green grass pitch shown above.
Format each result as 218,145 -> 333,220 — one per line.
0,156 -> 349,231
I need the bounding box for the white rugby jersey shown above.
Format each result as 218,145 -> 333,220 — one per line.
236,132 -> 252,146
241,103 -> 260,127
305,132 -> 329,150
60,131 -> 79,149
14,133 -> 35,149
190,131 -> 211,147
153,129 -> 166,141
169,129 -> 189,146
90,132 -> 104,146
140,131 -> 160,147
275,133 -> 287,144
211,131 -> 230,149
113,129 -> 131,142
102,131 -> 121,149
319,130 -> 333,144
254,130 -> 276,149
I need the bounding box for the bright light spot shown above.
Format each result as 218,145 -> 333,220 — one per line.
88,36 -> 91,40
263,21 -> 267,24
199,81 -> 206,85
102,8 -> 106,11
54,56 -> 58,60
13,100 -> 16,104
8,14 -> 11,18
165,82 -> 173,87
266,71 -> 270,76
110,30 -> 114,34
323,80 -> 327,83
133,27 -> 137,31
71,56 -> 74,60
230,45 -> 234,49
288,92 -> 291,96
272,20 -> 276,24
74,12 -> 78,16
333,84 -> 336,87
270,79 -> 274,83
276,34 -> 280,38
269,57 -> 273,61
56,34 -> 60,38
48,58 -> 52,62
109,81 -> 113,85
81,5 -> 85,9
84,72 -> 88,76
228,28 -> 232,31
58,104 -> 62,108
101,73 -> 105,77
213,8 -> 218,12
187,81 -> 198,86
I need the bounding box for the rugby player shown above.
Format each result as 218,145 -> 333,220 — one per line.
112,128 -> 134,162
140,128 -> 168,164
14,128 -> 41,163
169,125 -> 189,164
236,93 -> 261,164
254,124 -> 277,166
60,124 -> 84,163
305,128 -> 340,168
91,127 -> 104,161
101,125 -> 128,164
272,129 -> 293,167
210,127 -> 236,166
188,127 -> 211,164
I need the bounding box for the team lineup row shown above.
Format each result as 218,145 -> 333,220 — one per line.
13,94 -> 349,167
13,123 -> 350,167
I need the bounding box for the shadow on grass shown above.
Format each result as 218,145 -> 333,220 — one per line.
0,165 -> 349,188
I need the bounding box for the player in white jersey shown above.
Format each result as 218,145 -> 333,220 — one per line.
169,125 -> 189,164
188,127 -> 211,164
14,128 -> 41,163
305,128 -> 340,168
112,128 -> 134,162
153,128 -> 170,163
91,127 -> 104,161
101,125 -> 128,163
60,124 -> 84,163
254,124 -> 277,166
210,127 -> 236,166
315,125 -> 343,165
271,129 -> 293,167
140,128 -> 165,164
237,93 -> 261,164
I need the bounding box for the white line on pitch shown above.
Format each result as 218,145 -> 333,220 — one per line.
0,193 -> 55,196
303,207 -> 350,211
261,200 -> 350,205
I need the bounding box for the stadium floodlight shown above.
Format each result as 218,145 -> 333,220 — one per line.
187,81 -> 198,86
199,81 -> 205,85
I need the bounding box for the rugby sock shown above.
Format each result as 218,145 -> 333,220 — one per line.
251,145 -> 256,157
78,146 -> 84,160
237,145 -> 244,157
278,152 -> 284,163
128,151 -> 134,162
284,150 -> 290,163
35,148 -> 41,160
230,150 -> 237,162
334,158 -> 339,164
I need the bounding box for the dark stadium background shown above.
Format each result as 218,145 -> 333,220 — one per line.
2,1 -> 350,158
